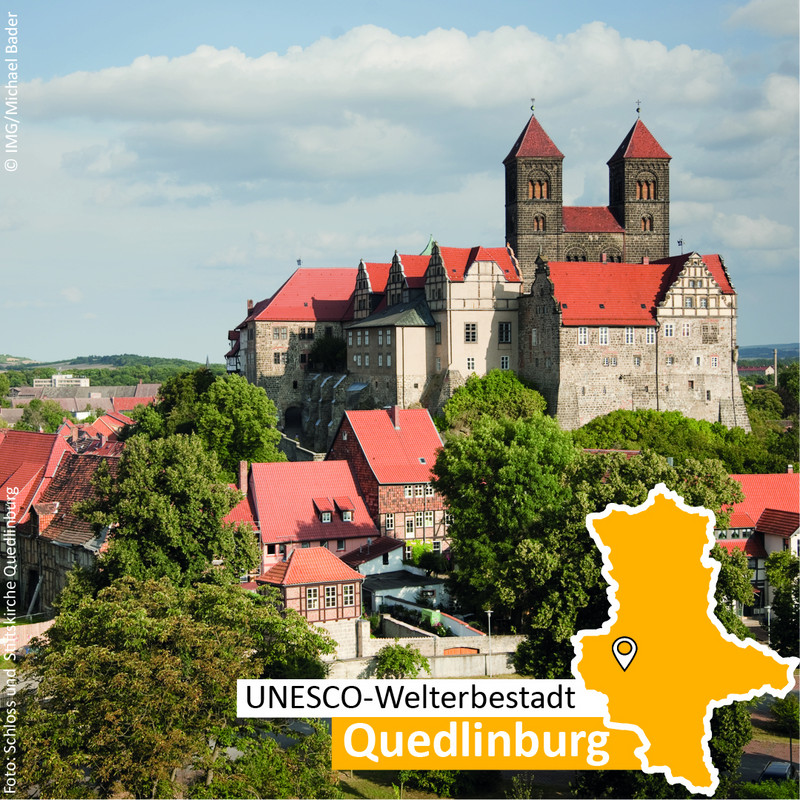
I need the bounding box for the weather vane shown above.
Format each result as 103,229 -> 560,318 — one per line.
531,97 -> 535,114
636,99 -> 641,118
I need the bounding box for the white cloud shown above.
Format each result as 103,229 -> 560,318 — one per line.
61,287 -> 83,303
711,212 -> 795,250
727,0 -> 799,37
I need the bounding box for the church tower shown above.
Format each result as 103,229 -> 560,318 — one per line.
504,113 -> 564,286
607,119 -> 671,262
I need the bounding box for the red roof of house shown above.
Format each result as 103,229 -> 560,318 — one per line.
338,407 -> 443,484
111,397 -> 155,414
438,246 -> 521,283
251,268 -> 356,323
0,430 -> 73,524
548,253 -> 733,326
28,452 -> 120,545
562,207 -> 624,233
756,509 -> 799,539
258,546 -> 364,587
249,460 -> 377,545
395,254 -> 431,289
716,536 -> 768,559
504,115 -> 564,161
729,473 -> 799,522
363,262 -> 391,294
608,119 -> 671,162
225,484 -> 257,530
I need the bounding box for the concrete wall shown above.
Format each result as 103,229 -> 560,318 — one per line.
327,651 -> 519,679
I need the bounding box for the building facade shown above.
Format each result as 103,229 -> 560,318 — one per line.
228,113 -> 749,437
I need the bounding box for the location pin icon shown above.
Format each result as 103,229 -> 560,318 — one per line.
612,637 -> 638,671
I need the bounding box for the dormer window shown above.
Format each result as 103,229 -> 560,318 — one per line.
342,511 -> 352,522
334,496 -> 355,522
313,497 -> 335,523
321,512 -> 331,523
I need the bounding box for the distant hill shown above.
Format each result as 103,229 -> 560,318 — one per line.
738,343 -> 799,361
0,353 -> 34,365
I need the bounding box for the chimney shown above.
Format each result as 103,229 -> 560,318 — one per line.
601,253 -> 607,263
788,465 -> 794,474
238,460 -> 248,494
247,299 -> 254,312
389,406 -> 401,430
642,256 -> 650,265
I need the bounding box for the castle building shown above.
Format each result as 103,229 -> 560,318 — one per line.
228,113 -> 749,441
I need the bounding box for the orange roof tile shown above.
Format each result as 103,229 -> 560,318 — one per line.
363,262 -> 391,293
438,246 -> 521,283
259,546 -> 364,586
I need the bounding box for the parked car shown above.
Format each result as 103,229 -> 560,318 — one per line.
757,760 -> 797,782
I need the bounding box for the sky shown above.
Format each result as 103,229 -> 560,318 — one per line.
1,0 -> 797,362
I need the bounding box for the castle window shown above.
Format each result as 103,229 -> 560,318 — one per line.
578,327 -> 588,345
711,356 -> 718,368
533,213 -> 546,232
500,356 -> 510,370
531,328 -> 538,346
706,390 -> 712,401
633,356 -> 641,367
599,327 -> 609,345
682,323 -> 691,337
666,356 -> 675,366
641,215 -> 653,232
274,352 -> 281,365
701,324 -> 718,343
603,357 -> 610,367
663,324 -> 674,338
685,298 -> 693,308
499,322 -> 512,343
625,327 -> 635,344
646,329 -> 656,344
465,323 -> 477,343
611,356 -> 617,366
467,357 -> 475,372
700,298 -> 708,308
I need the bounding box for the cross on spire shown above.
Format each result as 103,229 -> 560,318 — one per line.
530,97 -> 535,114
636,99 -> 641,118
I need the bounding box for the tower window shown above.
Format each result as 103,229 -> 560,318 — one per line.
533,213 -> 546,232
641,215 -> 654,232
528,179 -> 549,200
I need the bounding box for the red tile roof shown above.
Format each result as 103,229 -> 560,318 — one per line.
249,461 -> 377,545
363,262 -> 391,293
562,207 -> 624,233
438,246 -> 521,283
548,253 -> 733,326
251,268 -> 356,323
28,452 -> 120,545
729,473 -> 799,522
225,484 -> 257,530
111,397 -> 156,414
756,509 -> 799,539
0,430 -> 73,524
608,119 -> 671,162
258,546 -> 364,586
338,407 -> 443,484
395,254 -> 431,289
504,115 -> 564,161
716,537 -> 768,559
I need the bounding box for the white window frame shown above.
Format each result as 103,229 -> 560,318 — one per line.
663,324 -> 674,338
599,327 -> 609,345
321,511 -> 331,523
625,327 -> 634,344
500,355 -> 509,370
578,327 -> 588,345
364,330 -> 370,346
682,323 -> 691,337
405,517 -> 415,536
385,513 -> 394,530
498,321 -> 512,344
404,485 -> 413,498
425,484 -> 434,497
342,510 -> 353,522
465,323 -> 477,343
415,511 -> 424,529
325,585 -> 337,608
711,356 -> 718,368
415,485 -> 424,498
306,587 -> 319,610
646,328 -> 656,344
343,584 -> 355,607
424,511 -> 434,527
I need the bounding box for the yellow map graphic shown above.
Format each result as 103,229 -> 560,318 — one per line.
572,485 -> 799,795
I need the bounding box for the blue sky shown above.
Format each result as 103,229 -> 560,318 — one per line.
2,0 -> 798,361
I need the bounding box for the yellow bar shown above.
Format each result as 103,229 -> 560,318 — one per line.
332,717 -> 643,770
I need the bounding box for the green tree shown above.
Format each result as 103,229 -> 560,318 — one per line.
765,550 -> 799,657
75,434 -> 261,588
777,362 -> 799,416
770,693 -> 799,738
308,335 -> 347,371
573,408 -> 787,473
438,369 -> 546,432
374,641 -> 431,679
18,577 -> 334,799
711,544 -> 754,641
0,373 -> 10,407
14,397 -> 68,433
127,368 -> 285,480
